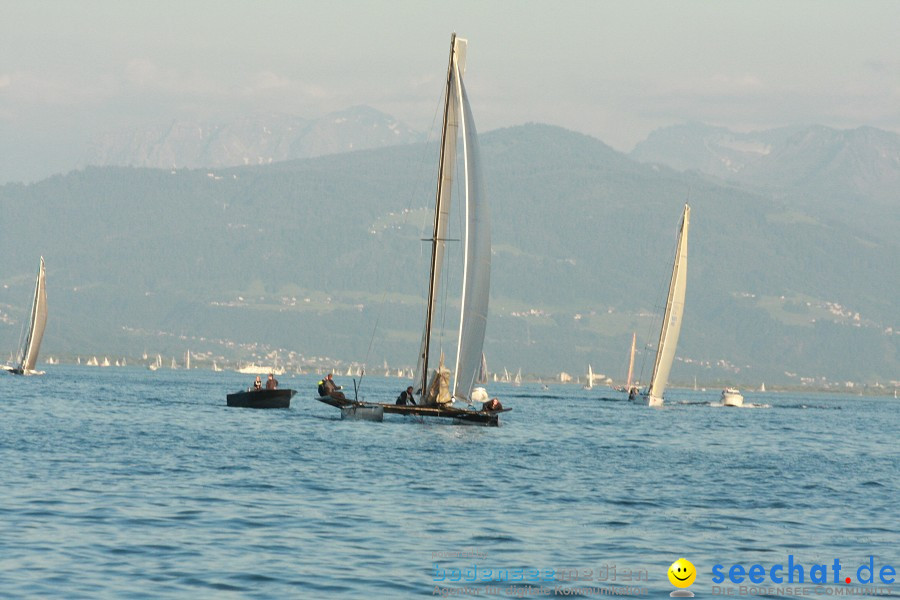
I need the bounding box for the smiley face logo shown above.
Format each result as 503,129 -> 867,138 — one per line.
668,558 -> 696,588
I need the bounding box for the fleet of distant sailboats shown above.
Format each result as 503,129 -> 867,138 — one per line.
7,38 -> 879,412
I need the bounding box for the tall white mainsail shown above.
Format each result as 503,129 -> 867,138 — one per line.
452,70 -> 490,402
16,257 -> 48,375
645,204 -> 690,406
414,34 -> 490,406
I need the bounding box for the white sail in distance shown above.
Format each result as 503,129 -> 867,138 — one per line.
17,257 -> 48,374
646,204 -> 690,406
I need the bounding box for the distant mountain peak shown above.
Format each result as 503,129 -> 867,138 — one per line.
84,106 -> 425,170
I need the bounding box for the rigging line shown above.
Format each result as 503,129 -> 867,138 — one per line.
360,287 -> 389,389
361,74 -> 446,384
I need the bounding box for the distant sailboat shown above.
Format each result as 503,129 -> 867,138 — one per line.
9,258 -> 48,375
477,352 -> 488,384
513,368 -> 522,387
185,351 -> 191,370
760,382 -> 766,392
632,203 -> 690,407
626,332 -> 636,393
584,364 -> 594,390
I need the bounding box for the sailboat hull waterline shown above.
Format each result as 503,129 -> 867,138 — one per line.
631,204 -> 690,407
7,258 -> 48,376
316,33 -> 508,425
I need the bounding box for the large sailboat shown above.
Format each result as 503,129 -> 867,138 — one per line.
631,204 -> 690,407
317,34 -> 508,425
10,258 -> 48,376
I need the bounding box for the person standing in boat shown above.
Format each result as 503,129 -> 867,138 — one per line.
396,386 -> 416,406
266,373 -> 278,390
252,376 -> 262,391
321,373 -> 345,400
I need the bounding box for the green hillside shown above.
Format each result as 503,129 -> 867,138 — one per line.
1,124 -> 897,388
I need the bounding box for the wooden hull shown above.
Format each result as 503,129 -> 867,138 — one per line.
315,396 -> 509,426
227,389 -> 296,408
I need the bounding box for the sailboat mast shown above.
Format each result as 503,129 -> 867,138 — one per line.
420,32 -> 457,396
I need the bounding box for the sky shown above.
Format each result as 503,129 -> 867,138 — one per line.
2,0 -> 900,183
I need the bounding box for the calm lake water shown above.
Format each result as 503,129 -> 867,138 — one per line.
1,366 -> 897,598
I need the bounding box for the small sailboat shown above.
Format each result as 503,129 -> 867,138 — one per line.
316,33 -> 508,426
625,332 -> 637,394
631,204 -> 690,407
477,352 -> 488,384
584,364 -> 594,390
185,351 -> 191,370
9,258 -> 48,375
513,368 -> 522,387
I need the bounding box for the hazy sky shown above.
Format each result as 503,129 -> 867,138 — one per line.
3,0 -> 900,182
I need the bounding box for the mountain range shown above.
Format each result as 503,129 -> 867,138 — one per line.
1,119 -> 897,390
84,106 -> 424,171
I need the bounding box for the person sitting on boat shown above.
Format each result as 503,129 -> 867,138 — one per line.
252,376 -> 262,391
396,386 -> 416,406
321,373 -> 345,400
265,373 -> 278,390
482,398 -> 503,411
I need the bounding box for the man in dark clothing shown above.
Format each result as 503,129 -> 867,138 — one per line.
396,386 -> 416,406
265,373 -> 278,390
322,373 -> 345,400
